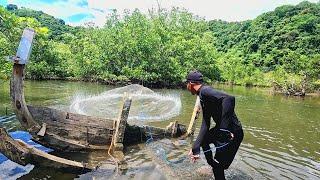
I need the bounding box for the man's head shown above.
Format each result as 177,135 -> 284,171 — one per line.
186,70 -> 203,95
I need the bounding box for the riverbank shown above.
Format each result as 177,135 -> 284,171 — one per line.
67,78 -> 320,96
2,77 -> 320,96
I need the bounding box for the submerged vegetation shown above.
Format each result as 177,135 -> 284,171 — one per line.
0,1 -> 319,93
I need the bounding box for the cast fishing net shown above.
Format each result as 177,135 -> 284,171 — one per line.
69,84 -> 181,122
144,136 -> 213,179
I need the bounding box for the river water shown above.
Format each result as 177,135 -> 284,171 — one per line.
0,80 -> 319,179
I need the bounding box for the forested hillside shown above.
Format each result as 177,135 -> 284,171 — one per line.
209,1 -> 319,93
0,1 -> 319,93
7,5 -> 79,40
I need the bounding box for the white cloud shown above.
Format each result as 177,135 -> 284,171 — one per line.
7,0 -> 320,27
88,0 -> 319,21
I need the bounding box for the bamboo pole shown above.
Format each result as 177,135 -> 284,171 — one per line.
186,96 -> 201,136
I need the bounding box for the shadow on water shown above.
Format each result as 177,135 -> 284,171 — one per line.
0,81 -> 319,179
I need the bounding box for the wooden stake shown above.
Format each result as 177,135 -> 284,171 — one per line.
186,96 -> 201,136
11,63 -> 41,133
113,95 -> 132,151
37,123 -> 47,137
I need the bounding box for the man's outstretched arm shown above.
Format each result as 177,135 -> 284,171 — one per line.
192,118 -> 209,155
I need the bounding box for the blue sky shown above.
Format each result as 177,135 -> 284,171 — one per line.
0,0 -> 318,26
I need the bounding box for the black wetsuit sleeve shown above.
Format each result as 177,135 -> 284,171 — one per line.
192,118 -> 209,155
220,95 -> 235,129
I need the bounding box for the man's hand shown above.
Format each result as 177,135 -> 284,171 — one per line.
188,149 -> 200,163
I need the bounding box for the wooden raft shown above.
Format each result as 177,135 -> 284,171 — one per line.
0,127 -> 92,173
10,62 -> 186,152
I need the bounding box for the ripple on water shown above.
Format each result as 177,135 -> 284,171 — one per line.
240,145 -> 320,179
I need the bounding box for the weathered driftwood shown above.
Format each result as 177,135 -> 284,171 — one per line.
10,64 -> 41,133
10,63 -> 187,151
37,122 -> 47,137
0,127 -> 92,173
13,104 -> 187,152
109,96 -> 132,166
10,63 -> 186,152
124,122 -> 187,145
28,105 -> 114,151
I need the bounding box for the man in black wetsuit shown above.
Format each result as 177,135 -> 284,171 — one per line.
186,70 -> 244,180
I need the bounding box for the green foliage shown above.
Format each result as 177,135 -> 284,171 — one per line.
210,1 -> 320,92
1,2 -> 319,92
6,4 -> 17,11
0,7 -> 19,80
27,61 -> 52,79
0,6 -> 49,79
7,7 -> 79,40
67,8 -> 218,86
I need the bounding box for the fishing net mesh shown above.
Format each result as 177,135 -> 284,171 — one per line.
145,138 -> 212,179
70,84 -> 181,123
72,85 -> 213,179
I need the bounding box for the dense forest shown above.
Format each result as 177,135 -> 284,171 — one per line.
0,1 -> 319,94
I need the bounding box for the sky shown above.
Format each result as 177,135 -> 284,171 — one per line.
0,0 -> 318,27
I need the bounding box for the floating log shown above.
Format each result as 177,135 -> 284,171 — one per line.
0,127 -> 92,173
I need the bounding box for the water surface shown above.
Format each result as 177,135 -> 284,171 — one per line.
0,80 -> 319,179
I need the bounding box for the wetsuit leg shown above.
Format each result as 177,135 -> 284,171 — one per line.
200,129 -> 226,179
212,164 -> 225,180
201,142 -> 226,180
